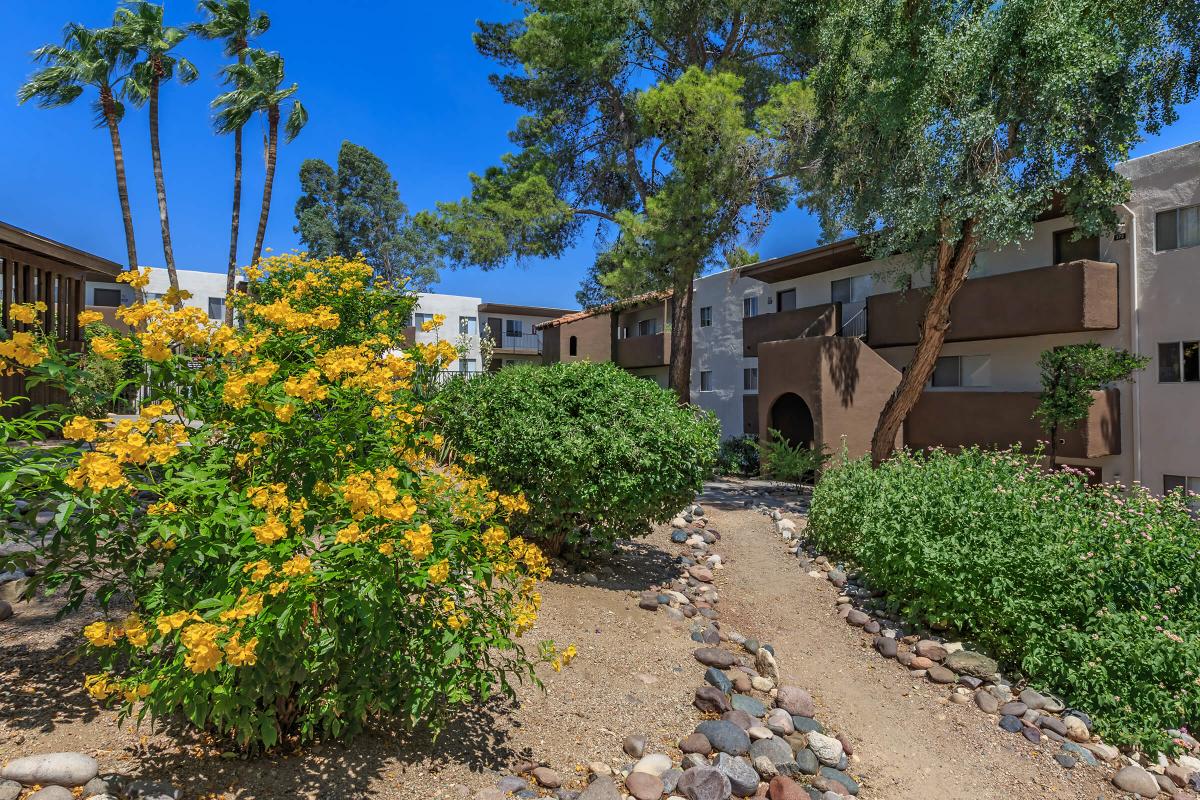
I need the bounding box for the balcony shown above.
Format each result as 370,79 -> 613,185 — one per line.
742,304 -> 839,357
489,331 -> 543,354
904,388 -> 1120,459
616,332 -> 668,368
867,260 -> 1119,348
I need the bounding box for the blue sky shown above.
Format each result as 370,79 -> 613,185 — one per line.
2,2 -> 1197,310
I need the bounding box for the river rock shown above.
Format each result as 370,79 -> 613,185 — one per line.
806,732 -> 843,766
873,637 -> 898,658
1112,765 -> 1160,796
846,609 -> 869,627
28,789 -> 74,800
624,735 -> 648,759
756,648 -> 779,681
695,648 -> 736,669
1000,701 -> 1028,717
731,694 -> 767,718
723,709 -> 755,730
776,687 -> 815,718
531,767 -> 561,788
675,765 -> 731,800
2,753 -> 98,787
767,775 -> 807,800
714,753 -> 758,797
974,690 -> 999,713
943,650 -> 997,679
1063,715 -> 1090,743
926,665 -> 956,684
697,720 -> 751,756
818,766 -> 859,796
0,781 -> 21,800
680,733 -> 713,755
705,667 -> 734,694
914,640 -> 947,661
0,601 -> 12,622
750,736 -> 795,768
766,708 -> 795,736
632,754 -> 672,777
625,772 -> 664,800
695,686 -> 732,714
579,776 -> 621,800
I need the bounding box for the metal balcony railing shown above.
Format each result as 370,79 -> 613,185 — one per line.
490,331 -> 543,352
839,303 -> 868,338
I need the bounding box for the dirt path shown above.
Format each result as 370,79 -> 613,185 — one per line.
701,499 -> 1114,800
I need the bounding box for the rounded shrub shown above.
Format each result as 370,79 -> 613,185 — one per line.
432,361 -> 719,558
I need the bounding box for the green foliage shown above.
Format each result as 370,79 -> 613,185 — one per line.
716,435 -> 760,477
295,141 -> 441,289
808,447 -> 1200,752
1034,343 -> 1149,461
431,362 -> 720,559
758,429 -> 828,483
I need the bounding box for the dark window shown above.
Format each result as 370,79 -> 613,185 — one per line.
93,288 -> 122,307
743,367 -> 758,392
208,297 -> 225,320
699,370 -> 713,392
777,289 -> 797,312
1157,205 -> 1200,251
568,335 -> 577,356
742,297 -> 758,317
1053,228 -> 1100,263
932,356 -> 960,387
1159,341 -> 1199,382
699,306 -> 713,327
637,318 -> 657,336
505,319 -> 523,337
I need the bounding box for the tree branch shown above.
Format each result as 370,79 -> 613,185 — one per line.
603,81 -> 651,210
572,208 -> 619,223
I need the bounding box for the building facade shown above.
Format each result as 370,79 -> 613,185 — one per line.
539,291 -> 673,387
479,303 -> 574,371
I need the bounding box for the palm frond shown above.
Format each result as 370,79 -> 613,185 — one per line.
284,99 -> 308,142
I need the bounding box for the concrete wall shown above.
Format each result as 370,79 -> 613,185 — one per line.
691,269 -> 764,438
412,292 -> 483,369
88,268 -> 230,320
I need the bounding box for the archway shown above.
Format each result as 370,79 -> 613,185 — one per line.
769,392 -> 815,449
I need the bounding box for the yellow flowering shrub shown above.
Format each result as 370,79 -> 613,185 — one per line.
14,255 -> 560,748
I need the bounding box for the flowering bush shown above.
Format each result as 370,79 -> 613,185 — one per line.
1,256 -> 567,748
431,362 -> 720,559
808,446 -> 1200,751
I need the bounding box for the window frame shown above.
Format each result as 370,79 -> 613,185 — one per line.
699,370 -> 713,392
459,315 -> 478,336
92,287 -> 123,308
699,306 -> 713,328
1053,227 -> 1101,264
743,366 -> 758,392
930,355 -> 991,388
1157,204 -> 1200,252
207,297 -> 225,321
568,335 -> 578,356
1158,341 -> 1200,383
742,296 -> 758,318
504,319 -> 523,337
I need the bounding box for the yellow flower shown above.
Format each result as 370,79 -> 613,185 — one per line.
122,615 -> 150,647
147,500 -> 177,516
274,403 -> 296,423
280,554 -> 312,577
83,620 -> 118,647
85,673 -> 116,700
252,515 -> 287,545
116,267 -> 152,289
9,303 -> 42,324
428,559 -> 450,584
77,309 -> 104,327
62,416 -> 99,442
377,541 -> 394,555
90,336 -> 121,361
334,522 -> 366,545
242,559 -> 272,581
402,523 -> 434,561
141,334 -> 173,363
250,431 -> 269,447
225,635 -> 259,667
180,622 -> 225,673
267,580 -> 289,596
65,452 -> 127,492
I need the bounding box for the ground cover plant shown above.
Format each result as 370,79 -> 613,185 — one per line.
758,429 -> 829,483
432,362 -> 720,559
0,256 -> 565,749
808,446 -> 1200,752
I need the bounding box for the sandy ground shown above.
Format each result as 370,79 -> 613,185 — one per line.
1,491 -> 1119,799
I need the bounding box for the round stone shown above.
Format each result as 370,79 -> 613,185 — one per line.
695,686 -> 732,714
775,686 -> 815,718
731,694 -> 767,718
675,765 -> 731,800
974,690 -> 999,714
713,753 -> 759,797
1112,765 -> 1160,796
694,647 -> 736,669
632,754 -> 672,777
805,732 -> 843,766
696,720 -> 751,756
623,735 -> 648,759
531,767 -> 561,788
873,637 -> 898,658
914,640 -> 948,661
679,733 -> 712,755
624,772 -> 664,800
926,665 -> 957,684
1,753 -> 98,788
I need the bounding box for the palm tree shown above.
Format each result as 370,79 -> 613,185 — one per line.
191,0 -> 270,324
216,49 -> 306,267
18,24 -> 144,304
112,1 -> 197,308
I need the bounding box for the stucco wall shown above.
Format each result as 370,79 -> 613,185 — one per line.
691,269 -> 762,438
553,313 -> 614,364
412,292 -> 483,367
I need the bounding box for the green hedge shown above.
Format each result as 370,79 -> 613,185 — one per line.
432,362 -> 719,558
808,447 -> 1200,751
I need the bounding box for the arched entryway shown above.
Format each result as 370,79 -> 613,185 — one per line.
769,392 -> 815,449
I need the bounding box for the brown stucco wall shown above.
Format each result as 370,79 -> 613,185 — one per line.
867,260 -> 1119,348
904,388 -> 1121,459
757,336 -> 902,458
546,313 -> 614,364
616,332 -> 668,368
742,303 -> 839,357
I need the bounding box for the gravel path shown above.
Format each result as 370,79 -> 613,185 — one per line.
700,497 -> 1115,800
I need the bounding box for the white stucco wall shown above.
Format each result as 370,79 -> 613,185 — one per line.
691,268 -> 762,438
412,292 -> 484,370
88,268 -> 231,320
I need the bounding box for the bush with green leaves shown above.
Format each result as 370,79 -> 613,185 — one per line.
808,446 -> 1200,751
432,362 -> 720,558
716,435 -> 760,477
758,429 -> 829,483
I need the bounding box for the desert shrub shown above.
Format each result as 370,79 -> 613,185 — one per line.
808,446 -> 1200,751
0,256 -> 565,749
758,429 -> 829,483
716,435 -> 760,477
431,362 -> 720,559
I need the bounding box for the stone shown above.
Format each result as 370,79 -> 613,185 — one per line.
640,593 -> 662,611
766,708 -> 795,736
751,676 -> 775,692
1060,742 -> 1098,767
873,637 -> 898,658
675,765 -> 732,800
776,686 -> 815,718
579,776 -> 622,800
730,672 -> 753,693
714,753 -> 759,797
625,772 -> 664,800
624,735 -> 649,759
756,648 -> 779,681
124,781 -> 179,800
532,768 -> 562,788
793,749 -> 819,776
974,690 -> 999,714
818,766 -> 859,796
845,609 -> 869,627
1112,765 -> 1161,797
1021,726 -> 1041,744
689,566 -> 714,583
1018,689 -> 1047,710
1081,741 -> 1120,762
943,650 -> 998,679
1165,764 -> 1192,788
909,656 -> 934,671
28,789 -> 74,800
926,665 -> 956,684
827,570 -> 847,588
695,648 -> 736,669
682,753 -> 709,771
697,720 -> 751,756
724,709 -> 756,730
671,517 -> 688,529
863,620 -> 881,635
2,753 -> 98,787
753,756 -> 778,780
0,781 -> 21,800
732,694 -> 767,718
633,754 -> 673,777
1054,753 -> 1076,769
82,775 -> 124,798
792,717 -> 824,734
680,733 -> 712,755
705,667 -> 734,694
1063,715 -> 1090,743
956,676 -> 983,690
914,640 -> 947,661
661,768 -> 683,794
1039,717 -> 1068,738
768,776 -> 807,800
999,701 -> 1027,717
751,737 -> 795,767
497,777 -> 530,794
748,726 -> 773,741
672,531 -> 689,544
695,686 -> 732,714
805,732 -> 843,767
0,601 -> 11,622
999,715 -> 1024,733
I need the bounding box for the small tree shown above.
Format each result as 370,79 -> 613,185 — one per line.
1034,343 -> 1149,466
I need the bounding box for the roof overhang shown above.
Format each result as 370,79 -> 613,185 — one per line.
478,302 -> 576,318
738,238 -> 868,284
0,220 -> 123,278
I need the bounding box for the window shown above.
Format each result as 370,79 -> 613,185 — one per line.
777,288 -> 797,312
1053,228 -> 1101,263
459,316 -> 477,336
458,358 -> 477,374
1159,341 -> 1200,382
1164,475 -> 1200,510
415,313 -> 434,329
1157,205 -> 1200,251
568,335 -> 578,356
207,297 -> 225,320
699,370 -> 713,392
505,319 -> 523,337
742,297 -> 758,318
931,355 -> 991,388
637,318 -> 657,336
743,367 -> 758,392
831,274 -> 872,304
699,306 -> 713,327
93,288 -> 122,307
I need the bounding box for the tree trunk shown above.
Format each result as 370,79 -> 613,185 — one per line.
101,89 -> 142,305
251,104 -> 280,267
224,124 -> 243,325
667,270 -> 695,404
1047,422 -> 1059,468
148,68 -> 181,308
870,220 -> 978,465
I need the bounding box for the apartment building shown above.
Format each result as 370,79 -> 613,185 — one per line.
480,303 -> 574,370
539,291 -> 673,386
87,268 -> 232,325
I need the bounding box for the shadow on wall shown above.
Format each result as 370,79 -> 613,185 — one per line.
822,336 -> 862,409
